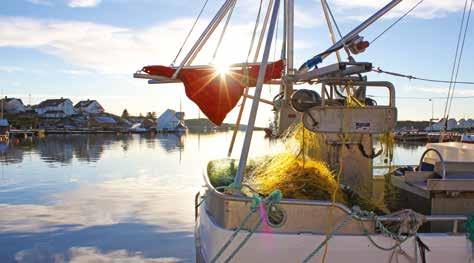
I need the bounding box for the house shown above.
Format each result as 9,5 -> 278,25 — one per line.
458,118 -> 474,129
0,97 -> 26,114
156,109 -> 187,132
429,118 -> 458,131
36,98 -> 75,118
74,100 -> 104,115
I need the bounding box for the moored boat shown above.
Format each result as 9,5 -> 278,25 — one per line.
134,0 -> 474,261
461,134 -> 474,144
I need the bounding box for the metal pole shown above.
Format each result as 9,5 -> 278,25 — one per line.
320,0 -> 402,60
321,0 -> 341,62
172,0 -> 236,79
227,0 -> 275,157
430,98 -> 433,132
186,0 -> 237,66
234,0 -> 280,187
286,0 -> 294,76
254,0 -> 274,62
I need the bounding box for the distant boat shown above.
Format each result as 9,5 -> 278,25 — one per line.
156,109 -> 187,133
0,118 -> 9,142
129,123 -> 148,133
461,134 -> 474,144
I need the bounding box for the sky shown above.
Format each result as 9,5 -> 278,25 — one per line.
0,0 -> 473,126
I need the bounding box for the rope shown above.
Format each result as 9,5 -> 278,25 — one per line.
210,206 -> 258,263
302,208 -> 423,262
211,0 -> 237,62
446,0 -> 473,118
372,67 -> 474,85
371,0 -> 424,44
324,0 -> 352,59
442,0 -> 470,127
301,215 -> 352,263
171,0 -> 209,66
210,190 -> 282,263
466,215 -> 474,242
246,0 -> 264,62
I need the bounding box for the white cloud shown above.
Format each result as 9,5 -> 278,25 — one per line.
0,66 -> 24,73
294,5 -> 323,28
0,16 -> 307,75
414,86 -> 474,96
68,0 -> 101,8
330,0 -> 467,20
26,0 -> 52,6
61,69 -> 92,75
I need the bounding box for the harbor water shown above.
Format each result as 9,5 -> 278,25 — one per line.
0,132 -> 426,262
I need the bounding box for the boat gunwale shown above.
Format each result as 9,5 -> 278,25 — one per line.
201,166 -> 469,226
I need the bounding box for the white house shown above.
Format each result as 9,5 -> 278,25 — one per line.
429,118 -> 458,131
0,97 -> 26,114
36,98 -> 75,118
156,109 -> 187,132
74,100 -> 104,115
458,118 -> 474,129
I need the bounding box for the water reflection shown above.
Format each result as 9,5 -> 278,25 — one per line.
0,131 -> 283,262
0,133 -> 188,165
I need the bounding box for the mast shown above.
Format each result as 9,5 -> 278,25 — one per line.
275,0 -> 296,134
234,0 -> 281,188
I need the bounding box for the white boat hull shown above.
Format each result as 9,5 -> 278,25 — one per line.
196,205 -> 472,263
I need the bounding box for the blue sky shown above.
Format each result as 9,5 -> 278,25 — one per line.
0,0 -> 473,125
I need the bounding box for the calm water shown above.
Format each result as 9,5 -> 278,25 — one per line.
0,132 -> 425,262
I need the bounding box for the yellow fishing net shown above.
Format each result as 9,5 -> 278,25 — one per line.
207,123 -> 386,213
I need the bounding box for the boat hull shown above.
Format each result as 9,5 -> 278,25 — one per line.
196,204 -> 471,262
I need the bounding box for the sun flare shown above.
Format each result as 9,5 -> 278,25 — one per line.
213,62 -> 230,76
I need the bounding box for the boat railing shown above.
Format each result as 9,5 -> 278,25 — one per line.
378,215 -> 468,233
419,148 -> 447,179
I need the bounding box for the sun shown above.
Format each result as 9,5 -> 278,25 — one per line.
213,61 -> 230,76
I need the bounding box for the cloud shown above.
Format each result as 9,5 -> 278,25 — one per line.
68,0 -> 101,8
0,66 -> 24,73
26,0 -> 52,5
294,4 -> 323,28
0,16 -> 307,75
330,0 -> 467,20
61,69 -> 92,75
414,86 -> 474,96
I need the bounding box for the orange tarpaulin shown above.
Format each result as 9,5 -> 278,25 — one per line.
142,60 -> 284,125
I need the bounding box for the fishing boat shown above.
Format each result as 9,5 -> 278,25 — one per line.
134,0 -> 473,261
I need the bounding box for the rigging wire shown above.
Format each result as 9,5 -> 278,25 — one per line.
211,0 -> 237,62
368,95 -> 474,100
171,0 -> 210,66
246,0 -> 264,62
372,67 -> 474,85
371,0 -> 424,44
443,0 -> 470,122
447,0 -> 473,117
324,1 -> 352,59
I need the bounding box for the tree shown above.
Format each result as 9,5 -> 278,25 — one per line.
121,109 -> 129,119
146,111 -> 157,119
